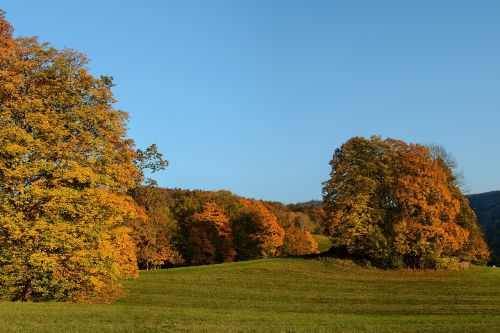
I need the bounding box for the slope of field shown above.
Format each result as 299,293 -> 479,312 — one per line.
1,258 -> 499,332
312,234 -> 332,252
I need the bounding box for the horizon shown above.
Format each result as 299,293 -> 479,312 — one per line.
3,0 -> 500,203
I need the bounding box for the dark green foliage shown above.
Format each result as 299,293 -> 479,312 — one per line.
134,144 -> 168,186
468,191 -> 500,264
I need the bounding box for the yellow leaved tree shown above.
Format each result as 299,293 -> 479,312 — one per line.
0,11 -> 142,303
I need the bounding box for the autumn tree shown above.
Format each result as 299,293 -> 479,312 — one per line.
426,143 -> 468,192
130,187 -> 183,270
391,142 -> 470,268
0,11 -> 142,302
275,211 -> 319,256
264,204 -> 320,256
287,201 -> 326,234
322,136 -> 489,268
281,225 -> 320,256
235,199 -> 285,260
171,191 -> 285,263
186,202 -> 236,265
133,188 -> 320,264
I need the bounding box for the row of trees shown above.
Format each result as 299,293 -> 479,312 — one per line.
322,136 -> 489,269
130,188 -> 319,270
285,200 -> 325,235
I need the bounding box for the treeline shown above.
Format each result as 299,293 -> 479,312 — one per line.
129,188 -> 319,269
285,200 -> 325,235
468,191 -> 500,265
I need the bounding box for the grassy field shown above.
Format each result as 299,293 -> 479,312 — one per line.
312,234 -> 332,252
1,258 -> 499,332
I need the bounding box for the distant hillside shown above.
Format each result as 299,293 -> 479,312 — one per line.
287,200 -> 322,210
467,191 -> 500,264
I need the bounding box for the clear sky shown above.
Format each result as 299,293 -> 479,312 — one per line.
3,0 -> 499,203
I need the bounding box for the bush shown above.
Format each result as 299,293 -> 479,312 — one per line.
436,257 -> 460,270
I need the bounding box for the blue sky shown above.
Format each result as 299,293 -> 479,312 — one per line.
3,1 -> 499,203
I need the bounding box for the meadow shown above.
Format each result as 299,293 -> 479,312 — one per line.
1,256 -> 499,332
312,234 -> 332,253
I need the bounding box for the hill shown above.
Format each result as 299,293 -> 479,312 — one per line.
1,258 -> 499,332
467,191 -> 500,264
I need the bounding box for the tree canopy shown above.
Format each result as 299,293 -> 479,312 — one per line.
0,11 -> 142,302
129,188 -> 319,268
322,136 -> 489,269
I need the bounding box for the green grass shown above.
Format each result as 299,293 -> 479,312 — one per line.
1,258 -> 500,332
313,234 -> 332,252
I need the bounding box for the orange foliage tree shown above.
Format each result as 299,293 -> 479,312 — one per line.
265,205 -> 320,256
235,199 -> 285,260
186,202 -> 236,265
0,11 -> 141,302
170,191 -> 288,264
281,224 -> 319,256
391,141 -> 470,267
323,136 -> 489,268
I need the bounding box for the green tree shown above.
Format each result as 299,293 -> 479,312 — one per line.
0,11 -> 141,302
135,143 -> 168,186
467,191 -> 500,265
